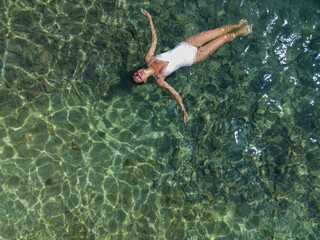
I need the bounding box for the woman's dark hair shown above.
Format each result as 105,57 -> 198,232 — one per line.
131,74 -> 145,85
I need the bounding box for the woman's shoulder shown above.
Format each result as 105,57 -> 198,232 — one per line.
145,55 -> 157,66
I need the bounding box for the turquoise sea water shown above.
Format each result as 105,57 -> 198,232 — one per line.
0,0 -> 319,239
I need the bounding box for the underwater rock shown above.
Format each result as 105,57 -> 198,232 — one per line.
3,67 -> 17,87
45,135 -> 63,154
68,109 -> 83,125
71,142 -> 81,153
235,204 -> 252,218
88,171 -> 104,191
97,131 -> 106,138
36,76 -> 55,93
0,124 -> 6,139
7,38 -> 22,55
123,158 -> 134,168
169,154 -> 180,169
309,156 -> 320,178
310,169 -> 320,178
119,130 -> 133,142
70,22 -> 84,35
214,221 -> 230,236
2,145 -> 14,158
214,44 -> 230,57
212,138 -> 222,150
181,206 -> 196,221
230,62 -> 246,79
41,12 -> 55,29
35,155 -> 54,169
38,164 -> 55,181
42,201 -> 60,218
69,7 -> 86,22
133,167 -> 144,180
45,177 -> 54,186
104,177 -> 118,204
137,108 -> 153,121
10,8 -> 41,29
216,9 -> 225,21
121,186 -> 133,212
87,7 -> 101,24
165,218 -> 185,240
173,13 -> 186,22
297,164 -> 308,176
0,88 -> 23,111
24,89 -> 39,100
7,175 -> 21,188
36,50 -> 50,64
124,173 -> 138,186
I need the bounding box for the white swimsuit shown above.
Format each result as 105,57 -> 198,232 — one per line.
149,42 -> 198,76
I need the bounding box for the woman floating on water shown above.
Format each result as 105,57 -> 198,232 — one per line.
132,9 -> 252,125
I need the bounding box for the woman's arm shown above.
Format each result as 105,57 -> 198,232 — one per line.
141,8 -> 157,65
156,77 -> 189,125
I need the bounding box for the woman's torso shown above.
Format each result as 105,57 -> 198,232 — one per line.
149,42 -> 198,77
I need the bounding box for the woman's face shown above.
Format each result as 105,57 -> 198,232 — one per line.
132,69 -> 148,84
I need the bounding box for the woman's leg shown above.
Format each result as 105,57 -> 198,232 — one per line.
193,24 -> 252,63
184,19 -> 247,47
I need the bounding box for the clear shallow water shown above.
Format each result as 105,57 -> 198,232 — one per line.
0,0 -> 319,239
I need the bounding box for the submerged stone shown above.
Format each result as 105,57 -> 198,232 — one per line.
214,221 -> 230,236
2,145 -> 14,158
123,158 -> 134,168
119,129 -> 133,142
7,39 -> 22,54
7,175 -> 21,188
87,7 -> 101,24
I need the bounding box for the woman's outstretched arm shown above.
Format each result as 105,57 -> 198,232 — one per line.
156,77 -> 189,125
141,8 -> 157,65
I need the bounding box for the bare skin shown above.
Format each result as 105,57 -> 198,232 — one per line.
132,9 -> 252,125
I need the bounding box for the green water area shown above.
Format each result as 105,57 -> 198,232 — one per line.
0,0 -> 319,239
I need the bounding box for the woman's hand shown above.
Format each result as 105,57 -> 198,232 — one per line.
182,109 -> 189,125
141,8 -> 151,19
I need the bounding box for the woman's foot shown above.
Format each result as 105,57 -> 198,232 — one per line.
236,23 -> 252,37
222,19 -> 248,33
226,23 -> 252,42
235,19 -> 248,28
